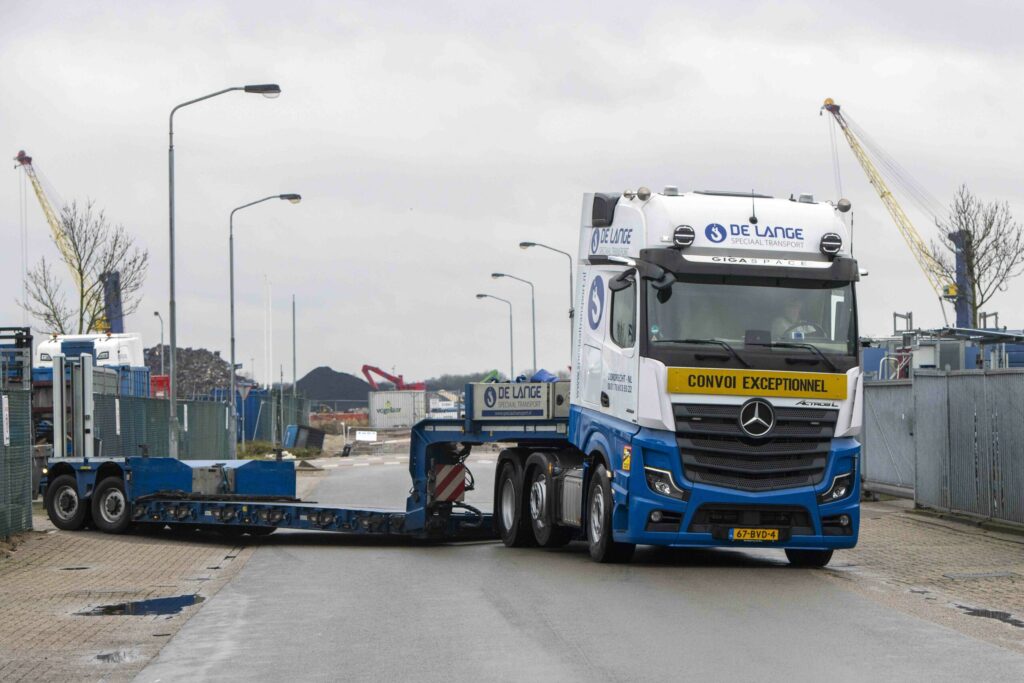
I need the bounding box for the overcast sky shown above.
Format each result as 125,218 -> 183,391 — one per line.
3,1 -> 1023,382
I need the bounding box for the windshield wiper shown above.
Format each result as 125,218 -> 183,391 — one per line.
748,341 -> 839,372
658,338 -> 751,368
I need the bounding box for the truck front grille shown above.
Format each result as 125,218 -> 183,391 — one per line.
675,403 -> 836,492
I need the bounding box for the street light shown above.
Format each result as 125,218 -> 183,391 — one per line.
153,311 -> 164,375
167,82 -> 281,458
229,194 -> 302,457
476,294 -> 514,380
492,273 -> 536,373
519,241 -> 574,320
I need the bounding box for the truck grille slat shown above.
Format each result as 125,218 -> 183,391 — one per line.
675,403 -> 836,492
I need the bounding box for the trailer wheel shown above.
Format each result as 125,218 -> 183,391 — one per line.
495,462 -> 535,547
44,474 -> 88,531
529,468 -> 572,548
91,477 -> 131,534
586,464 -> 635,563
785,549 -> 833,568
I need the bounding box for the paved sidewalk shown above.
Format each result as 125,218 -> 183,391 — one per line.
825,499 -> 1024,654
0,470 -> 325,682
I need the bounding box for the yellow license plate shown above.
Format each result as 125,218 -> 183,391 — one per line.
730,527 -> 779,542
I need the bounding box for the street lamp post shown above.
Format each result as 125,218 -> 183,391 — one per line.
519,242 -> 573,320
229,194 -> 301,457
153,311 -> 164,375
492,273 -> 536,373
476,294 -> 514,380
167,82 -> 280,458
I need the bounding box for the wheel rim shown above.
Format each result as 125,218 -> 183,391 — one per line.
589,484 -> 604,542
500,477 -> 516,531
98,487 -> 126,525
529,475 -> 546,528
54,486 -> 79,521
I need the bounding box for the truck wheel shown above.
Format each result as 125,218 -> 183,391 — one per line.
529,468 -> 572,548
586,464 -> 635,563
91,477 -> 131,534
785,549 -> 833,568
495,462 -> 535,547
45,474 -> 88,531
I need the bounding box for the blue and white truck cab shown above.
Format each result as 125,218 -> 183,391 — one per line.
541,187 -> 862,564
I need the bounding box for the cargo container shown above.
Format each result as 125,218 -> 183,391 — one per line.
368,390 -> 426,429
118,366 -> 151,398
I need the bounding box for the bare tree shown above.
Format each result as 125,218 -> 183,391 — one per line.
932,185 -> 1024,327
19,200 -> 148,334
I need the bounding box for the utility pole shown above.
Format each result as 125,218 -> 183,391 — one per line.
292,294 -> 297,405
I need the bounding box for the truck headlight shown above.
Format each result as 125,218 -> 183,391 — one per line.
818,472 -> 854,504
645,467 -> 689,501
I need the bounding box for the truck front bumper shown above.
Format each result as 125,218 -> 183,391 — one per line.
612,431 -> 860,551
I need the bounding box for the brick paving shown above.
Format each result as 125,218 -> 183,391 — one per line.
0,471 -> 324,682
825,500 -> 1024,654
0,513 -> 256,681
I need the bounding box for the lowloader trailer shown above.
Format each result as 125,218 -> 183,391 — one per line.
45,187 -> 863,566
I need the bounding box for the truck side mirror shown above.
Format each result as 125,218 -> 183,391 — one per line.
608,269 -> 636,292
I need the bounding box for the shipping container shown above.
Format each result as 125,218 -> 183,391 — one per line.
118,366 -> 151,397
151,374 -> 170,399
368,390 -> 426,429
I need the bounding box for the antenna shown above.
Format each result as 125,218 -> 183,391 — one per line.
749,189 -> 759,224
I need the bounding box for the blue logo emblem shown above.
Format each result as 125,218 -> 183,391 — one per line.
484,386 -> 497,408
705,223 -> 727,243
588,276 -> 605,330
590,229 -> 600,254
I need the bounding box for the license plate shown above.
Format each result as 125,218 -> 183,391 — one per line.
730,527 -> 779,542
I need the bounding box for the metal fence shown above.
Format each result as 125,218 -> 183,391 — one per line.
863,370 -> 1024,527
1,389 -> 32,538
914,370 -> 1024,525
862,381 -> 915,496
252,394 -> 311,443
92,395 -> 231,460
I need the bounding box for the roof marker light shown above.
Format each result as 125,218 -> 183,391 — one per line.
820,233 -> 843,257
672,225 -> 695,249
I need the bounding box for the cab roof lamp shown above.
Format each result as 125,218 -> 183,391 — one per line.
837,198 -> 852,213
672,225 -> 695,249
820,233 -> 843,257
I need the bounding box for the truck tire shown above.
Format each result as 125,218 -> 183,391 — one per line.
586,464 -> 635,563
495,462 -> 535,547
91,477 -> 131,534
529,467 -> 572,548
44,474 -> 88,531
785,549 -> 833,568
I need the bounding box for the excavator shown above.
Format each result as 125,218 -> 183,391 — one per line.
360,364 -> 426,391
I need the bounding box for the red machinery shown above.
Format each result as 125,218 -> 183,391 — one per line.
361,365 -> 426,391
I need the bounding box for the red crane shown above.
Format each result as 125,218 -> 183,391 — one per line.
361,365 -> 426,391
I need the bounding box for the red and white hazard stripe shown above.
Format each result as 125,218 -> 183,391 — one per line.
432,464 -> 466,502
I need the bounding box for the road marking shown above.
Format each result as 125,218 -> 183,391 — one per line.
353,463 -> 370,467
476,459 -> 493,465
384,461 -> 401,465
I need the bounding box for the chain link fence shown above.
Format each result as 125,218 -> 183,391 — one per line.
252,394 -> 311,443
92,396 -> 231,460
1,389 -> 32,538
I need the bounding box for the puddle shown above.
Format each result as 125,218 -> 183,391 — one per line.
954,604 -> 1024,628
96,648 -> 140,664
76,594 -> 205,616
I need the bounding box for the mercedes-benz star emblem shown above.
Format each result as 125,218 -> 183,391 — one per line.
739,399 -> 775,438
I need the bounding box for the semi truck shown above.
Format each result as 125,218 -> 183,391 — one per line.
43,187 -> 862,567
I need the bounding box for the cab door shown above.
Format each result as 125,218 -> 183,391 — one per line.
602,276 -> 640,423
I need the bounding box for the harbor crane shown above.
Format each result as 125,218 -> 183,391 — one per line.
14,150 -> 123,332
820,99 -> 963,324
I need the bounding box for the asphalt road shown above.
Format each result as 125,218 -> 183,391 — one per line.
137,458 -> 1024,682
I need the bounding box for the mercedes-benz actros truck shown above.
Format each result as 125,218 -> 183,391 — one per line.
44,186 -> 862,567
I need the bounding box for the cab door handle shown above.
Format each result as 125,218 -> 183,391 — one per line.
600,392 -> 610,407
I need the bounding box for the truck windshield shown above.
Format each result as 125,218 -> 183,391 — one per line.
646,279 -> 857,357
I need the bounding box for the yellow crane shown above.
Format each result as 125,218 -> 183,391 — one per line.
14,149 -> 111,332
820,99 -> 957,308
